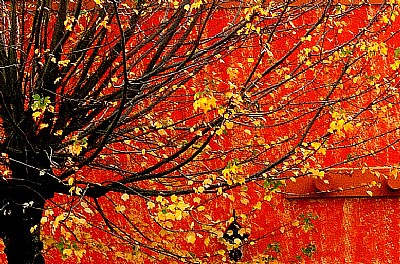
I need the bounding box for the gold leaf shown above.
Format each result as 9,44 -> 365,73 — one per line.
186,232 -> 196,244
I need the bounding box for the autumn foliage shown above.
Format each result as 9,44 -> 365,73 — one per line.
0,0 -> 400,263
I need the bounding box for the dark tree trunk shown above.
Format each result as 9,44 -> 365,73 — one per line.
0,151 -> 56,264
1,197 -> 45,264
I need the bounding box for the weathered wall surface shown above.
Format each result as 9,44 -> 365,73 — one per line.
236,195 -> 400,263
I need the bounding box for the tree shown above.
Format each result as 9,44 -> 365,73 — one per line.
0,0 -> 400,263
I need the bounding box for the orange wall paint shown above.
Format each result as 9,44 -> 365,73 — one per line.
2,2 -> 400,263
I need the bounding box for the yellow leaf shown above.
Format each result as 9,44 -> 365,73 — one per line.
58,59 -> 70,67
171,195 -> 178,203
75,187 -> 82,195
68,178 -> 74,186
253,201 -> 262,210
147,201 -> 155,209
54,130 -> 63,136
193,95 -> 217,113
69,144 -> 82,156
197,186 -> 205,193
311,142 -> 321,150
74,249 -> 86,259
318,147 -> 327,155
176,201 -> 190,210
197,206 -> 205,211
344,122 -> 353,132
115,205 -> 126,213
193,197 -> 201,203
217,249 -> 225,255
30,225 -> 38,233
203,178 -> 212,186
186,232 -> 196,244
63,248 -> 73,257
175,209 -> 183,220
204,237 -> 210,246
121,193 -> 129,201
39,123 -> 48,130
225,121 -> 234,129
32,111 -> 42,121
366,190 -> 373,197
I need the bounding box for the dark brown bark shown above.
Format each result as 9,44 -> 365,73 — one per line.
0,152 -> 53,264
1,198 -> 45,264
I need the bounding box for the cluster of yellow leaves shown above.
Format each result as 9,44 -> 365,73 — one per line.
94,0 -> 103,7
226,67 -> 239,79
186,231 -> 196,244
193,93 -> 217,113
391,60 -> 400,70
222,160 -> 244,185
309,168 -> 325,179
382,8 -> 399,24
298,46 -> 320,66
64,16 -> 76,31
58,59 -> 70,67
236,3 -> 270,34
183,0 -> 204,11
51,212 -> 88,231
328,111 -> 353,136
358,41 -> 388,58
31,94 -> 54,122
68,136 -> 88,156
150,195 -> 191,223
97,16 -> 111,30
310,141 -> 326,155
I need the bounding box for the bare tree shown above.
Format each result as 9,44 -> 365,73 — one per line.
0,0 -> 399,263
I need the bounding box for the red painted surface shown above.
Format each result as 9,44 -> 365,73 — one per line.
2,2 -> 400,263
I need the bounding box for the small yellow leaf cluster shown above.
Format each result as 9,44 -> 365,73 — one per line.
193,95 -> 217,113
301,35 -> 312,42
226,67 -> 239,79
253,201 -> 262,210
58,59 -> 70,67
97,16 -> 110,30
328,111 -> 353,136
186,232 -> 196,244
121,193 -> 130,201
63,16 -> 76,31
94,0 -> 103,7
31,94 -> 54,122
68,186 -> 82,196
391,60 -> 400,70
153,195 -> 190,222
309,168 -> 325,179
68,136 -> 88,156
222,160 -> 244,185
310,141 -> 326,155
361,42 -> 388,58
115,205 -> 126,213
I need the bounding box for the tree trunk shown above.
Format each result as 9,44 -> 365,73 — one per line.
0,151 -> 55,263
1,197 -> 45,264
